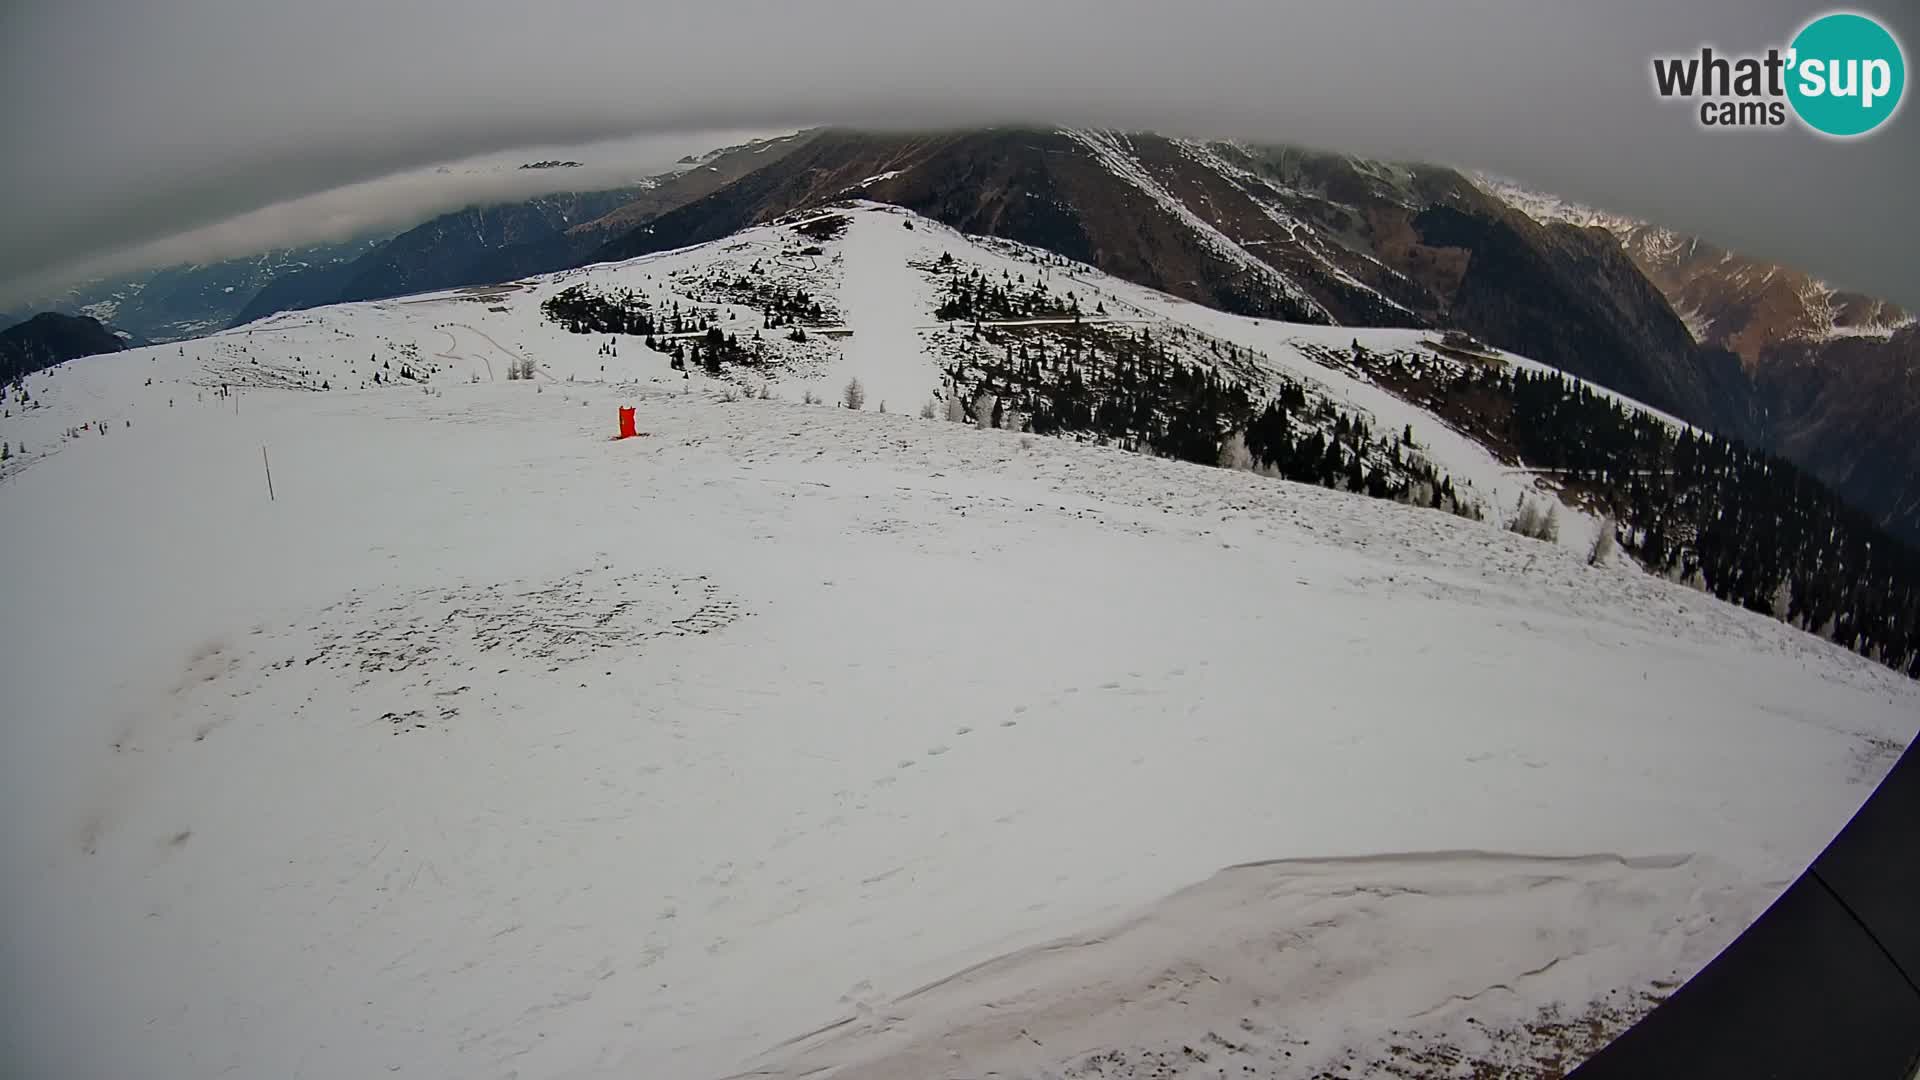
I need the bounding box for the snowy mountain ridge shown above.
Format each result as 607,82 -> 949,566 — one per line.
9,236 -> 394,344
1473,172 -> 1916,347
2,202 -> 1915,1080
6,202 -> 1662,553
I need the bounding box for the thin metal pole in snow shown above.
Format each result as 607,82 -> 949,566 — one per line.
262,445 -> 275,502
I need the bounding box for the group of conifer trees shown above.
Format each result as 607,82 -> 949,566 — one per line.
1385,358 -> 1920,675
647,326 -> 762,374
682,268 -> 833,329
542,286 -> 730,340
943,326 -> 1480,519
933,256 -> 1081,323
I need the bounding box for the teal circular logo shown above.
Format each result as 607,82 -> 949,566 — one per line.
1787,12 -> 1905,136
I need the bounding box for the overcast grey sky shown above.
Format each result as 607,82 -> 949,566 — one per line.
1,0 -> 1914,306
13,129 -> 793,294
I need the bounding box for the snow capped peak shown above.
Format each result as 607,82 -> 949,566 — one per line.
1472,173 -> 1648,235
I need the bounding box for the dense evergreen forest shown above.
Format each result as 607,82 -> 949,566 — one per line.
541,285 -> 697,338
1352,348 -> 1920,676
932,255 -> 1081,322
542,285 -> 798,374
939,323 -> 1482,521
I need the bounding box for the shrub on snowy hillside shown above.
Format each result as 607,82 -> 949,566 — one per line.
1508,499 -> 1560,542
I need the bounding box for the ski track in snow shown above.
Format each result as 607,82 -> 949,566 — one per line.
823,209 -> 942,414
1,205 -> 1916,1080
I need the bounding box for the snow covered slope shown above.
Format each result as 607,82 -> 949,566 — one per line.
2,205 -> 1915,1080
3,203 -> 1676,553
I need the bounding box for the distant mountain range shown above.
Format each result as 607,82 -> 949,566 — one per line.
227,132 -> 813,328
1478,177 -> 1919,542
11,125 -> 1917,544
576,127 -> 1915,543
3,135 -> 813,346
587,130 -> 1751,432
7,238 -> 391,344
0,312 -> 128,384
225,187 -> 651,326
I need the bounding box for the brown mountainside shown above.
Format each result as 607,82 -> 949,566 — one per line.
586,127 -> 1915,542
